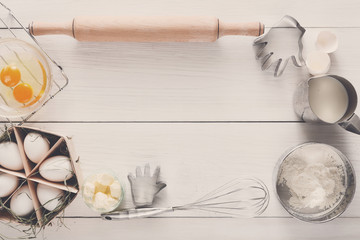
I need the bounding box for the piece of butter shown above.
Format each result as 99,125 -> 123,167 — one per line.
110,180 -> 122,199
95,181 -> 109,194
83,181 -> 95,200
106,196 -> 119,209
94,192 -> 108,209
97,173 -> 114,186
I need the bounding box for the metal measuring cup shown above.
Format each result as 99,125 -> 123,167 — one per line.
294,75 -> 360,135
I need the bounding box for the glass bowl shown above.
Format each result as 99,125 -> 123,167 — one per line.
274,142 -> 356,223
81,170 -> 124,213
0,38 -> 52,118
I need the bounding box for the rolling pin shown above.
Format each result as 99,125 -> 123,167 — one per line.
29,16 -> 264,42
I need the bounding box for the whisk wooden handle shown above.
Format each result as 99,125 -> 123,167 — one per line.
29,16 -> 264,42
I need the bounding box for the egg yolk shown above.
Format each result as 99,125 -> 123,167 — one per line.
13,83 -> 33,103
1,65 -> 21,87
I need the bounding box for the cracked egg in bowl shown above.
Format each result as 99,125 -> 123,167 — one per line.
0,39 -> 51,118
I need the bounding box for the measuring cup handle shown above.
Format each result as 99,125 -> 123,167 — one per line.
338,113 -> 360,135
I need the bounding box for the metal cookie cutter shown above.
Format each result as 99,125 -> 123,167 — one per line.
253,15 -> 306,77
128,164 -> 166,208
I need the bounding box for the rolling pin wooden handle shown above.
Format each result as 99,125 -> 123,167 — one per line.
29,21 -> 75,38
218,21 -> 264,38
30,16 -> 264,42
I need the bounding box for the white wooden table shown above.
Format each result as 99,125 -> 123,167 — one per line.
2,0 -> 360,239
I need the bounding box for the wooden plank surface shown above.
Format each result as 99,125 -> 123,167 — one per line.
19,123 -> 358,218
4,218 -> 360,240
6,0 -> 360,27
9,28 -> 360,121
1,0 -> 360,239
1,1 -> 360,121
1,122 -> 360,239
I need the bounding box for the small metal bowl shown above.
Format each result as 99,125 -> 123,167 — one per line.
274,142 -> 356,223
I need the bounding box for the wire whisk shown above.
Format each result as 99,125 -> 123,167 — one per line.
102,178 -> 270,220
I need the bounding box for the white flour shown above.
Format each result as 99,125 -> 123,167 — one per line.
278,144 -> 346,210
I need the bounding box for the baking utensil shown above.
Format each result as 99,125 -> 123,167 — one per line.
0,2 -> 68,132
253,15 -> 305,77
128,164 -> 166,207
274,142 -> 355,223
294,74 -> 360,135
29,16 -> 264,42
101,178 -> 269,220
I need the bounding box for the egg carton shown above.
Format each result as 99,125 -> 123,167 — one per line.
0,126 -> 82,227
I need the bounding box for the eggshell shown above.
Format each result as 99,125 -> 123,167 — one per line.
0,142 -> 24,171
24,132 -> 50,164
316,31 -> 338,53
306,51 -> 331,75
39,155 -> 74,182
0,173 -> 19,197
10,185 -> 34,217
37,183 -> 64,211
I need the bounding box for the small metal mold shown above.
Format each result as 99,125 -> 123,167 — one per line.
254,15 -> 306,77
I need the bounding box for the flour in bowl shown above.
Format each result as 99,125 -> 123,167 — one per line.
278,143 -> 346,210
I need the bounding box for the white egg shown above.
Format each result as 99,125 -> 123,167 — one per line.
0,142 -> 24,171
24,132 -> 50,164
37,184 -> 64,211
39,155 -> 74,182
10,185 -> 34,217
0,173 -> 19,197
